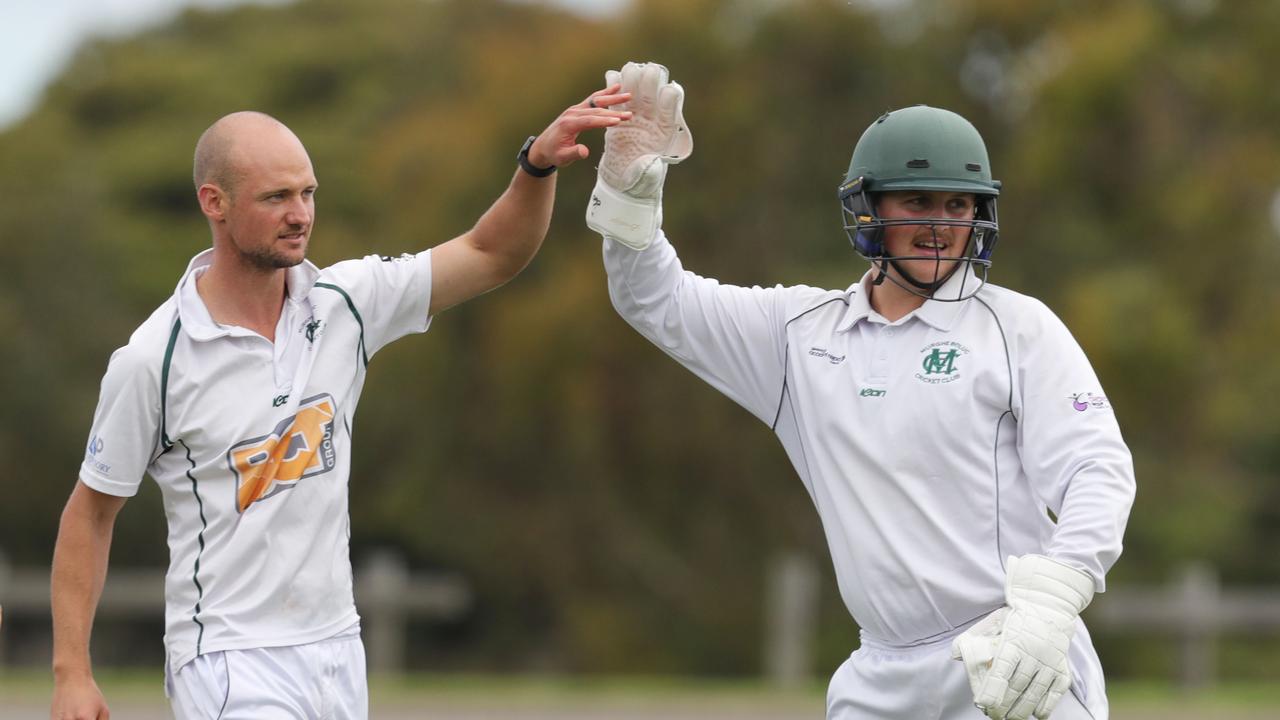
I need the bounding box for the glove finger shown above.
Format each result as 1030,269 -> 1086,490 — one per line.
1006,648 -> 1037,694
617,62 -> 645,102
1033,673 -> 1072,719
628,62 -> 667,116
1006,666 -> 1055,720
602,69 -> 627,113
656,82 -> 693,161
951,631 -> 999,699
973,658 -> 1011,715
984,647 -> 1031,719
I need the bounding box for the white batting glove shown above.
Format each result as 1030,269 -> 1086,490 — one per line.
951,606 -> 1009,703
586,61 -> 692,250
967,555 -> 1095,720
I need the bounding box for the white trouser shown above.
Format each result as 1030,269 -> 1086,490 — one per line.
827,624 -> 1107,720
166,632 -> 368,720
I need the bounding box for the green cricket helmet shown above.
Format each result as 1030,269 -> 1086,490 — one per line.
837,105 -> 1001,300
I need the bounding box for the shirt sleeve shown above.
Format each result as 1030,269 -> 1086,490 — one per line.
1013,299 -> 1137,591
79,343 -> 163,498
319,251 -> 433,358
604,231 -> 811,426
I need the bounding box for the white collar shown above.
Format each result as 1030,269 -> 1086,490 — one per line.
174,249 -> 320,341
836,267 -> 979,333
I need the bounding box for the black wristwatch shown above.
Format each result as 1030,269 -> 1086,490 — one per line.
516,136 -> 556,177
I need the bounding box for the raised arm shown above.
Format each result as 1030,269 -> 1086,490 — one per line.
428,84 -> 633,315
51,481 -> 128,720
588,63 -> 827,425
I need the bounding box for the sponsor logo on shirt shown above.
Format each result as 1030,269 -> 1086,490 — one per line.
380,253 -> 414,262
228,393 -> 338,512
1069,391 -> 1111,412
915,341 -> 970,385
85,434 -> 111,475
808,347 -> 846,365
859,388 -> 886,397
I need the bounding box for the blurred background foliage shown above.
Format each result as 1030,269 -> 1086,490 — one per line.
3,0 -> 1279,680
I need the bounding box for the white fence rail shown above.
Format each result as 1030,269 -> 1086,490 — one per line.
1087,562 -> 1280,688
0,550 -> 471,672
3,553 -> 1278,687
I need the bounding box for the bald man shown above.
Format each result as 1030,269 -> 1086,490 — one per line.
51,88 -> 632,720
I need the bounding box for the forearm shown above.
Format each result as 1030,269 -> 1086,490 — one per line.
1045,452 -> 1136,588
465,168 -> 556,285
604,230 -> 685,331
51,488 -> 119,678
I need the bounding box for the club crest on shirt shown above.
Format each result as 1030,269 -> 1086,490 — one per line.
228,393 -> 338,512
915,341 -> 970,385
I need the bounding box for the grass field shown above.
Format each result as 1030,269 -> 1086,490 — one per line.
5,670 -> 1280,718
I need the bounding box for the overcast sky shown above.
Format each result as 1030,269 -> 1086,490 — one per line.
0,0 -> 628,130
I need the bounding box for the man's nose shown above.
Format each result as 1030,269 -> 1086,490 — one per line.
284,198 -> 311,226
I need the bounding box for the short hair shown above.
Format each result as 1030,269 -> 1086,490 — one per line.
192,111 -> 287,194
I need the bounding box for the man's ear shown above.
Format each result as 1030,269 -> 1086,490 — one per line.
197,184 -> 228,222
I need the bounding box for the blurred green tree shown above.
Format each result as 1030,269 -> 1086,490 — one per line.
3,0 -> 1279,678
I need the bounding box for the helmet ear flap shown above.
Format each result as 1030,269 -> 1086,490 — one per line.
840,182 -> 884,258
973,195 -> 999,261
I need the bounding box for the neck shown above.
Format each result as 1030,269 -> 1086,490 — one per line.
867,264 -> 928,322
196,244 -> 290,341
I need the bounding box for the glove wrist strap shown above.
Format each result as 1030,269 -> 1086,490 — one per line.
586,178 -> 662,251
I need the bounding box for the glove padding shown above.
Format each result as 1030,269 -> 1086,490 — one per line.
587,61 -> 692,250
951,607 -> 1010,703
955,555 -> 1095,720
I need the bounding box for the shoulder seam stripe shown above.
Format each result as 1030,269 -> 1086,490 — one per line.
315,282 -> 369,367
160,318 -> 182,450
784,295 -> 850,328
975,295 -> 1015,419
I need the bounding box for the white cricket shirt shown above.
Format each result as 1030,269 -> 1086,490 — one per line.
604,232 -> 1135,648
80,249 -> 432,671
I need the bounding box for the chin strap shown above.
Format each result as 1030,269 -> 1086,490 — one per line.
871,261 -> 889,286
887,257 -> 960,293
873,227 -> 974,298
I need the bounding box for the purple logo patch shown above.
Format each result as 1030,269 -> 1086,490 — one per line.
1069,392 -> 1111,412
